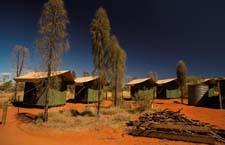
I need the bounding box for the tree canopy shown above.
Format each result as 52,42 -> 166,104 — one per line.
90,7 -> 111,116
36,0 -> 70,72
36,0 -> 70,121
176,60 -> 187,104
108,35 -> 126,106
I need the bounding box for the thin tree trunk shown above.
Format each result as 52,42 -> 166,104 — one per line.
18,50 -> 25,76
181,86 -> 184,104
14,82 -> 18,101
43,38 -> 53,122
218,81 -> 223,109
43,9 -> 57,122
15,49 -> 25,102
97,77 -> 101,117
14,51 -> 20,101
114,58 -> 119,107
114,73 -> 118,107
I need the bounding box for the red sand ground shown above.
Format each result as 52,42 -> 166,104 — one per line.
0,99 -> 225,145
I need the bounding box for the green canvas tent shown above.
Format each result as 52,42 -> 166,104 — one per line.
14,70 -> 74,107
156,78 -> 180,99
74,76 -> 100,103
126,77 -> 156,100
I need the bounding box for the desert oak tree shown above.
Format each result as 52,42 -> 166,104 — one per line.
176,60 -> 187,104
108,35 -> 126,106
11,45 -> 29,101
90,7 -> 111,116
36,0 -> 69,121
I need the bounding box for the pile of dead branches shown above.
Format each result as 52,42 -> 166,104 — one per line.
127,109 -> 225,145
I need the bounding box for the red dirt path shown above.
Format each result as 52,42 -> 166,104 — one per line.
0,99 -> 224,145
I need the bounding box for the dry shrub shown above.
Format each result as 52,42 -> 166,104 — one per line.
81,107 -> 96,117
117,97 -> 132,111
100,107 -> 124,115
34,109 -> 97,131
99,106 -> 131,129
131,90 -> 153,113
34,106 -> 132,131
112,113 -> 130,122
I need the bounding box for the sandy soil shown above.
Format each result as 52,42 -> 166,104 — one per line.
0,99 -> 225,145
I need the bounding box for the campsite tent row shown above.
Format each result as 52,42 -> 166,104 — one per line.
14,70 -> 225,108
14,70 -> 181,107
126,77 -> 225,108
14,70 -> 100,107
126,77 -> 180,99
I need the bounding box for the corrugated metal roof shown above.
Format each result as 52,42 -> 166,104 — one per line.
156,78 -> 176,85
14,70 -> 74,82
126,78 -> 152,86
75,76 -> 99,84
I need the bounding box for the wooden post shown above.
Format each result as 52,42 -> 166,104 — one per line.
17,95 -> 20,113
217,81 -> 223,109
2,101 -> 8,125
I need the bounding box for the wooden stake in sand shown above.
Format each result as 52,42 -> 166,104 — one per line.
1,101 -> 8,125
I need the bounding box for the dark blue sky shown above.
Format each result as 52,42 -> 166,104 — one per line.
0,0 -> 225,79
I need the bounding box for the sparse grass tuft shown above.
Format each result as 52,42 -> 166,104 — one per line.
35,116 -> 44,126
117,97 -> 132,111
81,107 -> 96,117
100,107 -> 125,115
112,113 -> 130,122
33,105 -> 134,131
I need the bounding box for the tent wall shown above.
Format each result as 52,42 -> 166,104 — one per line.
87,88 -> 98,102
208,86 -> 215,97
29,89 -> 66,106
166,88 -> 180,98
74,79 -> 99,103
74,86 -> 88,102
157,81 -> 180,99
130,81 -> 155,99
23,77 -> 67,107
134,88 -> 154,99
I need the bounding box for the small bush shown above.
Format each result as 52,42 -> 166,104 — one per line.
117,96 -> 132,111
132,89 -> 153,113
81,107 -> 96,117
35,116 -> 44,126
101,107 -> 120,115
32,106 -> 133,131
112,113 -> 130,122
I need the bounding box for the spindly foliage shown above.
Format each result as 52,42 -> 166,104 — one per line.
11,45 -> 29,100
90,7 -> 111,116
176,60 -> 187,104
108,35 -> 126,106
37,0 -> 69,71
11,45 -> 29,77
83,70 -> 90,77
90,7 -> 111,77
36,0 -> 69,121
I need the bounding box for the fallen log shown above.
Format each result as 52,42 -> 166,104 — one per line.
130,129 -> 215,145
131,122 -> 211,133
127,109 -> 225,144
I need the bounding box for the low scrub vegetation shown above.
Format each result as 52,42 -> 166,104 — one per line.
132,90 -> 153,113
100,107 -> 125,115
33,105 -> 134,131
35,108 -> 96,130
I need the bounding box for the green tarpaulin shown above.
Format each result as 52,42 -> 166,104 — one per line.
23,88 -> 66,106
